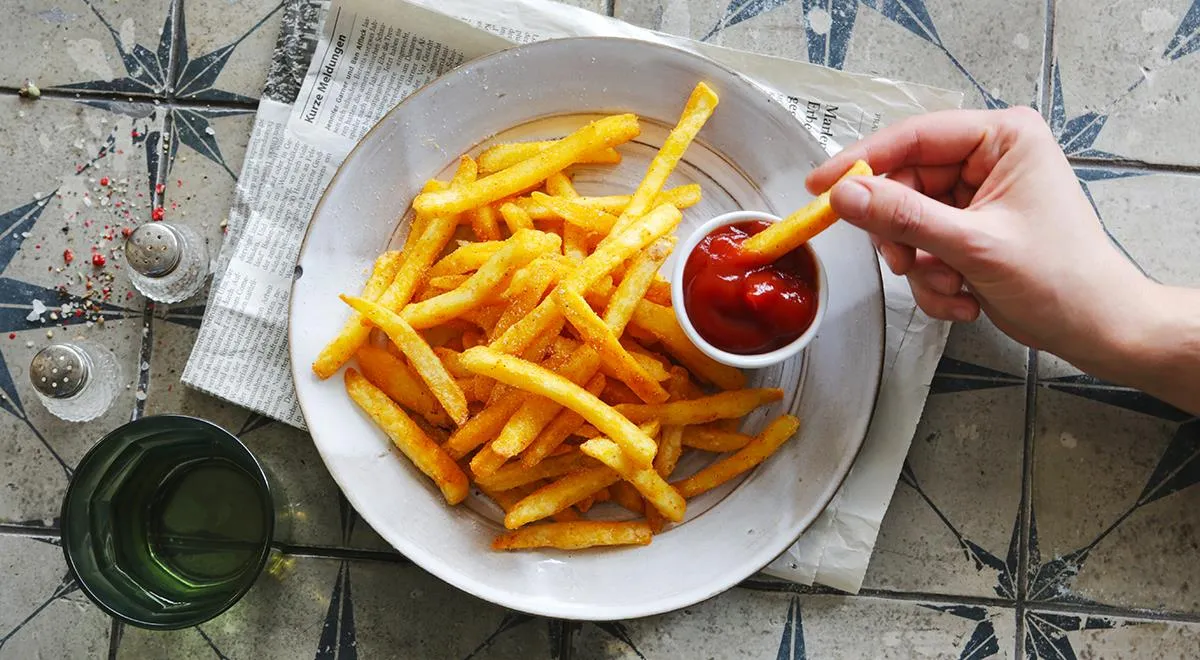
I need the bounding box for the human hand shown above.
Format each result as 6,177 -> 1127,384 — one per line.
807,107 -> 1151,370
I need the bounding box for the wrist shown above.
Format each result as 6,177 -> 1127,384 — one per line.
1093,281 -> 1200,412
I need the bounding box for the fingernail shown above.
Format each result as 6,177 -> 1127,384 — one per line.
951,306 -> 976,322
832,179 -> 870,217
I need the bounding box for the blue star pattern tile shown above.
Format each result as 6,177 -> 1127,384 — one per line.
0,535 -> 112,658
1024,608 -> 1200,658
1054,0 -> 1200,165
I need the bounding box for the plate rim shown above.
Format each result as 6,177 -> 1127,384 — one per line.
288,35 -> 885,619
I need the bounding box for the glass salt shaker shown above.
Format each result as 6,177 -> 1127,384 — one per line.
124,223 -> 209,303
30,341 -> 122,422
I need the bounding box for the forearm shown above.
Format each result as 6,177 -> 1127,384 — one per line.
1089,283 -> 1200,414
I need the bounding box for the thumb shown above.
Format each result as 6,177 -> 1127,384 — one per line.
830,176 -> 969,257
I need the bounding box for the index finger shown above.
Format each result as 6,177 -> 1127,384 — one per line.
806,109 -> 998,194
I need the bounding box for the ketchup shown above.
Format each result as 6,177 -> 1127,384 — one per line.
682,220 -> 818,355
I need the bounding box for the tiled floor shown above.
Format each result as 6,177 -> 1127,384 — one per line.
1,0 -> 1198,658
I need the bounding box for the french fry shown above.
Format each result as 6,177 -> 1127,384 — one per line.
407,159 -> 475,250
621,341 -> 672,382
489,202 -> 680,356
345,369 -> 468,504
580,437 -> 685,522
340,295 -> 469,425
426,274 -> 471,291
741,160 -> 873,263
517,184 -> 703,221
617,389 -> 784,426
356,344 -> 452,428
545,173 -> 588,262
476,451 -> 597,492
491,347 -> 602,458
673,415 -> 801,498
600,380 -> 643,406
414,114 -> 641,216
630,300 -> 746,390
557,287 -> 669,404
604,83 -> 718,241
644,501 -> 666,534
498,202 -> 536,233
520,374 -> 607,468
477,141 -> 622,174
470,444 -> 509,479
493,259 -> 559,339
459,347 -> 659,467
492,521 -> 652,551
681,425 -> 754,452
604,237 -> 674,333
400,229 -> 560,329
529,192 -> 618,234
314,204 -> 459,379
429,241 -> 503,278
504,466 -> 621,529
654,426 -> 684,478
443,390 -> 525,459
309,251 -> 403,379
466,203 -> 503,241
609,482 -> 645,514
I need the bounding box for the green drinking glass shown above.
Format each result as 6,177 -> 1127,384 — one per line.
61,415 -> 283,629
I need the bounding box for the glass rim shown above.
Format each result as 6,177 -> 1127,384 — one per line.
60,414 -> 277,630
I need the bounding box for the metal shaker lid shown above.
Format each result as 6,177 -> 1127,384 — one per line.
30,344 -> 89,399
125,223 -> 183,277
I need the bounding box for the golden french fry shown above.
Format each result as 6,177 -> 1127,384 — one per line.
414,114 -> 641,216
557,287 -> 669,404
491,347 -> 602,458
504,466 -> 621,529
401,229 -> 560,329
673,415 -> 800,498
617,389 -> 784,426
681,426 -> 753,452
545,173 -> 588,262
466,203 -> 503,241
481,484 -> 581,523
518,184 -> 703,221
310,251 -> 403,379
654,426 -> 684,478
460,346 -> 659,467
356,344 -> 452,428
489,202 -> 680,356
476,451 -> 597,492
604,237 -> 674,333
529,192 -> 618,234
493,259 -> 560,339
645,278 -> 672,306
580,436 -> 685,522
498,202 -> 535,233
470,443 -> 509,479
741,160 -> 873,263
520,374 -> 607,468
461,305 -> 504,336
429,241 -> 503,278
492,521 -> 652,551
644,501 -> 666,534
340,295 -> 469,425
443,390 -> 525,459
609,482 -> 645,514
407,159 -> 475,250
630,300 -> 746,390
600,379 -> 643,406
344,369 -> 468,504
620,341 -> 672,382
477,141 -> 622,174
605,83 -> 718,241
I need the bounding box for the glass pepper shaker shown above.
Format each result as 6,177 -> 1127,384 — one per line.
30,341 -> 122,422
124,222 -> 209,304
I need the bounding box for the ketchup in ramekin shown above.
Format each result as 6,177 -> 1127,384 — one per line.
681,220 -> 819,355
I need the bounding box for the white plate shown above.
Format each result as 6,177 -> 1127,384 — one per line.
289,37 -> 883,621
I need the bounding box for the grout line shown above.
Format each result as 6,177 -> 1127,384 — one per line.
1027,599 -> 1200,626
553,620 -> 579,660
605,0 -> 616,18
106,618 -> 124,660
131,302 -> 155,421
1037,0 -> 1057,118
1016,348 -> 1039,658
166,0 -> 185,97
0,524 -> 61,537
1068,156 -> 1200,177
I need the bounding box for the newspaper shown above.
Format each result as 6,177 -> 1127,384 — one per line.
183,0 -> 961,593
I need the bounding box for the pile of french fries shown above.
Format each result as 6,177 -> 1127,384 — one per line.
312,82 -> 805,552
